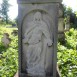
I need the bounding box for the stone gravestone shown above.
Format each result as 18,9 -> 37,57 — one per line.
17,0 -> 62,77
58,18 -> 64,32
1,33 -> 11,47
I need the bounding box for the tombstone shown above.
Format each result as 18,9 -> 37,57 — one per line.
58,18 -> 64,32
1,33 -> 11,47
17,0 -> 62,77
58,4 -> 65,42
58,18 -> 65,43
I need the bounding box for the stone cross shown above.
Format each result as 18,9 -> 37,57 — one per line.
17,0 -> 62,77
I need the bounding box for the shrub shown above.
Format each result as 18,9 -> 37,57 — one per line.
58,28 -> 77,77
0,27 -> 18,77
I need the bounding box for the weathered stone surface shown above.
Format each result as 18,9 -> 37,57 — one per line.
58,18 -> 64,32
14,66 -> 61,77
17,0 -> 62,4
59,4 -> 64,17
17,0 -> 62,77
1,33 -> 11,47
22,9 -> 55,76
23,12 -> 53,76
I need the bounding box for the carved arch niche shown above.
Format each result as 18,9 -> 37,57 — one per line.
22,10 -> 53,35
21,9 -> 54,76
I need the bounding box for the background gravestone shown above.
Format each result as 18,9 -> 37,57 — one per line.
1,33 -> 11,47
17,0 -> 62,77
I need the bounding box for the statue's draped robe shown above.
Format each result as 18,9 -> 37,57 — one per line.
23,21 -> 53,76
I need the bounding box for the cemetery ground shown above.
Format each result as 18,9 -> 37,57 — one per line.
0,26 -> 77,77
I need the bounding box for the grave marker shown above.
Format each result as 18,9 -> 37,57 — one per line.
17,0 -> 62,77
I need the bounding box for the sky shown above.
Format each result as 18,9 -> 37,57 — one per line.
62,0 -> 77,11
0,0 -> 77,20
0,0 -> 18,20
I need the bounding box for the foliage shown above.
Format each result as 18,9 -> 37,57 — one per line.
58,28 -> 77,77
0,0 -> 10,24
63,4 -> 77,29
0,27 -> 18,77
63,5 -> 73,17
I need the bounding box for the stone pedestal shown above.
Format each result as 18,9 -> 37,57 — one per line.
17,0 -> 62,77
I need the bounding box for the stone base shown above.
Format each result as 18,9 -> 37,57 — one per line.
14,67 -> 61,77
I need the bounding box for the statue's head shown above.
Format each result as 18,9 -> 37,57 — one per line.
34,12 -> 42,21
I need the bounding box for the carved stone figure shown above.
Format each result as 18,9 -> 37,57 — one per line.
23,12 -> 53,76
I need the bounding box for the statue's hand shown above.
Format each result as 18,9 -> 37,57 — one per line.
47,39 -> 53,47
